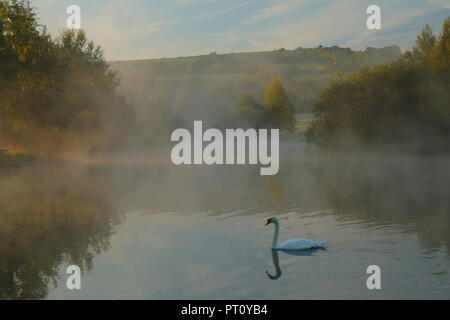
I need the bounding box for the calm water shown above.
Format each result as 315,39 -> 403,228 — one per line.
1,147 -> 449,299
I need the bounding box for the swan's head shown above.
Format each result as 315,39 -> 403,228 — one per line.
265,217 -> 278,226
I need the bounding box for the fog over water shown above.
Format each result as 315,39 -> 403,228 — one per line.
1,137 -> 449,299
1,56 -> 449,298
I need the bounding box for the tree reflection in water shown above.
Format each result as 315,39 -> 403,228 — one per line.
0,152 -> 449,298
313,154 -> 450,256
0,164 -> 122,299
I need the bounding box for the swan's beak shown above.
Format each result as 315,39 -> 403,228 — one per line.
264,221 -> 270,226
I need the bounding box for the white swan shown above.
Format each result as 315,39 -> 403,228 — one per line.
265,217 -> 326,250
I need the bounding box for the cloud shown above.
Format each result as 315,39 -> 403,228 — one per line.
227,0 -> 357,50
31,0 -> 450,60
343,5 -> 438,49
427,0 -> 450,9
76,1 -> 167,60
196,0 -> 253,19
176,0 -> 223,5
242,0 -> 311,24
223,0 -> 446,53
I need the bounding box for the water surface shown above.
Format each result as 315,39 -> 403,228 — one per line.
1,149 -> 449,299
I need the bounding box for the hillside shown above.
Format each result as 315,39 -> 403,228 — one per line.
107,46 -> 402,142
111,45 -> 402,76
110,46 -> 401,117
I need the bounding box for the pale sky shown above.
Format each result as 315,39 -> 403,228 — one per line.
33,0 -> 450,61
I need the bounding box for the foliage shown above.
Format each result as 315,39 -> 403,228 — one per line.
306,18 -> 450,153
112,45 -> 402,114
121,45 -> 401,76
0,165 -> 121,299
227,78 -> 296,131
264,78 -> 296,131
0,0 -> 131,155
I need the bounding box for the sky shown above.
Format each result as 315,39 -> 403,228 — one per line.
33,0 -> 450,61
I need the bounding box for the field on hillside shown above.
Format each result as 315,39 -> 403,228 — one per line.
111,45 -> 401,115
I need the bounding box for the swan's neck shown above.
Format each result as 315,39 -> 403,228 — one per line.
272,221 -> 279,248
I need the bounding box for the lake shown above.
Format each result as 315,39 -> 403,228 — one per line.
1,143 -> 449,299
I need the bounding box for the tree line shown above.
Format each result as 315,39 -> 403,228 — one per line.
127,45 -> 401,76
306,18 -> 450,154
0,0 -> 132,156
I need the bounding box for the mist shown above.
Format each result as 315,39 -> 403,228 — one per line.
1,2 -> 449,299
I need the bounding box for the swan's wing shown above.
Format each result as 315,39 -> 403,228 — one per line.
276,238 -> 326,251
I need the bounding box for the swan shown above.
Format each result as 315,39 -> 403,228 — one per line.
265,217 -> 326,250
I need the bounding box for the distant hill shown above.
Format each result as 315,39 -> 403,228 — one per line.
111,45 -> 402,76
109,46 -> 402,133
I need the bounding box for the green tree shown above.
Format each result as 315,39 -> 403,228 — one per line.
431,17 -> 450,71
225,93 -> 268,129
306,18 -> 450,153
0,0 -> 56,136
0,0 -> 132,155
237,93 -> 263,110
411,24 -> 436,62
263,78 -> 295,131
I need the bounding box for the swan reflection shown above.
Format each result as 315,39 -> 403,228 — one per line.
266,249 -> 282,280
266,248 -> 324,280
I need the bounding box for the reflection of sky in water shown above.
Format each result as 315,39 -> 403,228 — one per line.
2,152 -> 449,299
47,209 -> 450,299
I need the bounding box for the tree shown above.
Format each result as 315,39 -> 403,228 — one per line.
431,17 -> 450,71
412,24 -> 436,62
226,92 -> 269,129
0,0 -> 132,155
0,0 -> 57,140
263,78 -> 295,131
403,19 -> 450,72
306,18 -> 450,153
237,93 -> 263,110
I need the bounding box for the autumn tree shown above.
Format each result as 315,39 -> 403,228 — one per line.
263,78 -> 295,131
